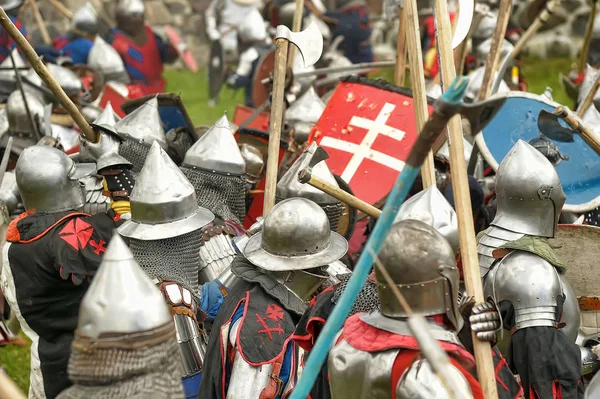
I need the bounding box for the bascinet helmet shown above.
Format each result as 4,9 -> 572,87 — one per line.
71,2 -> 98,36
113,96 -> 167,173
6,90 -> 46,137
16,146 -> 95,213
394,185 -> 459,254
376,219 -> 462,330
61,233 -> 184,398
243,198 -> 348,300
180,114 -> 247,224
492,139 -> 566,238
118,141 -> 214,241
284,87 -> 325,145
276,143 -> 344,231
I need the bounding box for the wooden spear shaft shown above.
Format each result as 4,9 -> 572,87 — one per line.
394,6 -> 407,87
47,0 -> 72,19
287,0 -> 305,68
479,0 -> 512,100
0,5 -> 97,142
432,0 -> 499,397
263,38 -> 289,215
578,71 -> 600,117
579,0 -> 598,74
28,0 -> 51,45
404,0 -> 436,188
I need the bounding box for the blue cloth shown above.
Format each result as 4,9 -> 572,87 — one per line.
200,280 -> 226,320
34,46 -> 63,64
60,37 -> 94,65
325,6 -> 373,64
0,15 -> 26,63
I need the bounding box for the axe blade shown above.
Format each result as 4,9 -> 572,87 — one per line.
309,146 -> 330,169
275,21 -> 324,68
537,109 -> 576,143
459,93 -> 509,134
451,0 -> 475,49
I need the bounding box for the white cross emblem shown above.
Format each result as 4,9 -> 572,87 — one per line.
320,102 -> 407,182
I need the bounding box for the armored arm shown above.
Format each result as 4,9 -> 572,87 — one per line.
205,0 -> 221,42
226,48 -> 260,88
80,129 -> 134,216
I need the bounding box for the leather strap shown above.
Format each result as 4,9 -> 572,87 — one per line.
259,353 -> 285,399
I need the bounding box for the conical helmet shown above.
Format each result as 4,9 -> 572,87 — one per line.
182,114 -> 245,175
493,139 -> 565,238
90,101 -> 121,132
119,141 -> 214,241
394,186 -> 459,254
71,2 -> 98,36
45,64 -> 83,98
180,114 -> 247,224
78,233 -> 172,338
114,96 -> 167,148
115,0 -> 145,18
113,97 -> 167,173
88,36 -> 129,83
60,233 -> 184,398
276,143 -> 344,230
377,219 -> 462,330
285,87 -> 325,144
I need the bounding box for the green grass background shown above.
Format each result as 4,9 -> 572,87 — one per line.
0,56 -> 576,393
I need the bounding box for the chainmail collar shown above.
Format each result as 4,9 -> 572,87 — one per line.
231,257 -> 308,316
59,322 -> 185,399
332,273 -> 380,316
180,165 -> 246,225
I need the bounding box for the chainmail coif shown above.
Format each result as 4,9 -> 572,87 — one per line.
129,229 -> 201,297
332,273 -> 380,316
180,166 -> 246,224
57,322 -> 184,399
119,139 -> 151,174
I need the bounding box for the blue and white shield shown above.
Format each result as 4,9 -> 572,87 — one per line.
475,91 -> 600,213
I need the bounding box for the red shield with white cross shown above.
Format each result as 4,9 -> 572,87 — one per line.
314,80 -> 434,206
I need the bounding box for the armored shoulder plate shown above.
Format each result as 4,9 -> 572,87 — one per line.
477,225 -> 524,277
484,251 -> 562,331
328,339 -> 398,399
396,358 -> 472,399
199,225 -> 237,284
81,175 -> 111,215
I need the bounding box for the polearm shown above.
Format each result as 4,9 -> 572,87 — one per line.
290,77 -> 471,399
405,0 -> 436,188
9,50 -> 41,141
432,0 -> 498,395
0,5 -> 97,142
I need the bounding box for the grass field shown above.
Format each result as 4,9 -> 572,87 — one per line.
0,56 -> 577,394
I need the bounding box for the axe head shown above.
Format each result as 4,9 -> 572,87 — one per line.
537,109 -> 577,143
275,21 -> 324,68
454,93 -> 510,134
451,0 -> 474,49
309,146 -> 329,168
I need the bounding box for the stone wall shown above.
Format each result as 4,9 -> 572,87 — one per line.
18,0 -> 597,67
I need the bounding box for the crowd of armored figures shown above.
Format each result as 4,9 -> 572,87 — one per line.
0,96 -> 595,399
3,0 -> 600,397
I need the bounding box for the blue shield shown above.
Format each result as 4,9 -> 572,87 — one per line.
477,92 -> 600,212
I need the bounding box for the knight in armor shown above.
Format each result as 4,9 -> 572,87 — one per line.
56,233 -> 185,398
0,0 -> 26,64
0,129 -> 134,398
312,0 -> 373,64
199,197 -> 348,398
225,8 -> 272,107
52,3 -> 98,65
117,141 -> 217,396
276,143 -> 345,232
473,139 -> 584,398
326,219 -> 523,399
205,0 -> 262,62
108,0 -> 178,95
87,35 -> 131,83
